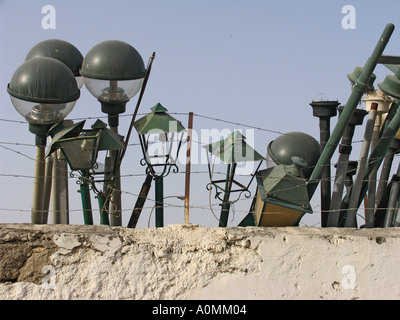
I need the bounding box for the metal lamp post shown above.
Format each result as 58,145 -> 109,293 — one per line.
80,40 -> 146,226
309,100 -> 339,226
7,57 -> 80,224
25,39 -> 84,224
203,130 -> 265,227
47,119 -> 124,225
134,103 -> 186,228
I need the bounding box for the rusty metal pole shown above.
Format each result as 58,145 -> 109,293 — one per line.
184,112 -> 194,224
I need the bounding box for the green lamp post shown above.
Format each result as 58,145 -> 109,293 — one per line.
80,40 -> 146,226
134,103 -> 186,228
47,120 -> 124,225
25,39 -> 84,224
203,130 -> 265,227
7,57 -> 80,224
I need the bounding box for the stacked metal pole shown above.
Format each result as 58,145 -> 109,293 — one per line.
327,107 -> 367,227
309,100 -> 339,227
307,23 -> 395,200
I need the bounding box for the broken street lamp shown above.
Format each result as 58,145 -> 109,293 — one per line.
7,56 -> 80,224
47,119 -> 125,225
203,130 -> 265,227
134,103 -> 186,227
251,156 -> 312,227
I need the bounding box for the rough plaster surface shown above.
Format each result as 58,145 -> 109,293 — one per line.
0,223 -> 399,300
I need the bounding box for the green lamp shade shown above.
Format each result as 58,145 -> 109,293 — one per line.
203,130 -> 265,164
378,75 -> 400,99
80,40 -> 146,103
252,163 -> 312,227
58,132 -> 101,171
266,131 -> 320,179
347,66 -> 376,91
25,39 -> 84,88
7,57 -> 80,125
134,103 -> 185,134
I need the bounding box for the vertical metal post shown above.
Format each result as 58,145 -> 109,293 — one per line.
219,163 -> 237,227
42,154 -> 53,224
51,150 -> 69,224
128,174 -> 153,228
309,100 -> 339,227
375,138 -> 400,211
307,23 -> 395,199
344,99 -> 400,226
32,146 -> 46,224
184,112 -> 194,224
80,173 -> 93,225
327,108 -> 367,227
109,126 -> 122,226
155,176 -> 164,228
344,104 -> 378,227
97,194 -> 109,225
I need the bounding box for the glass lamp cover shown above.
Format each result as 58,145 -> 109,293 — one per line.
83,78 -> 143,102
60,136 -> 98,171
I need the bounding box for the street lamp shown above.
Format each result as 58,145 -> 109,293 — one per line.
134,103 -> 186,228
252,156 -> 313,227
7,57 -> 80,224
47,119 -> 125,225
80,40 -> 146,226
25,39 -> 84,224
203,130 -> 265,227
25,39 -> 84,88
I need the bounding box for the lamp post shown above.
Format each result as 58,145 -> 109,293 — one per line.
47,119 -> 124,225
134,103 -> 186,228
7,57 -> 80,224
309,100 -> 339,226
203,130 -> 265,227
25,39 -> 84,224
80,40 -> 146,226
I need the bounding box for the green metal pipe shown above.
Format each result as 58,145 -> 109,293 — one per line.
307,23 -> 395,199
80,174 -> 93,225
343,98 -> 400,226
155,176 -> 164,228
31,146 -> 46,224
97,194 -> 109,226
219,163 -> 236,227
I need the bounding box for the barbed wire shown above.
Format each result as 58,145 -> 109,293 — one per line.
0,111 -> 399,226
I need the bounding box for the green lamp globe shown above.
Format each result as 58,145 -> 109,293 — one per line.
7,57 -> 80,127
25,39 -> 84,88
80,40 -> 146,116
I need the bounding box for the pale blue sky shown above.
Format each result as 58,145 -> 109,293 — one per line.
1,0 -> 400,227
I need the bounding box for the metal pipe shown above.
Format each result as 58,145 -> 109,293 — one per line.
309,100 -> 339,227
184,112 -> 194,224
219,163 -> 237,227
31,146 -> 46,224
109,126 -> 122,226
80,173 -> 93,225
51,150 -> 69,224
345,104 -> 378,227
42,154 -> 53,224
127,174 -> 153,228
97,194 -> 109,226
307,23 -> 395,199
327,107 -> 367,227
343,98 -> 400,225
155,176 -> 164,228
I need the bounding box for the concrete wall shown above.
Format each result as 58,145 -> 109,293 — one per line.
0,223 -> 399,300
